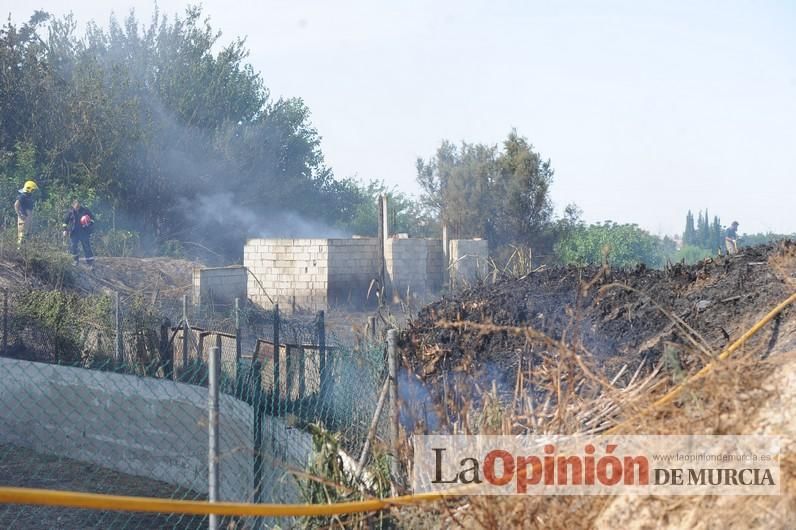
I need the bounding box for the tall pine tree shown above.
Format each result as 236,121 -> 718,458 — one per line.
712,216 -> 723,253
696,211 -> 709,248
683,210 -> 696,245
682,209 -> 725,251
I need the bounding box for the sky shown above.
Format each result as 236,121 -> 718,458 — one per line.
6,1 -> 796,236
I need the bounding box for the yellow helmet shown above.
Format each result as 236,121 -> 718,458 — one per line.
22,180 -> 38,193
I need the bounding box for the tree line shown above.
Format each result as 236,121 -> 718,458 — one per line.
1,9 -> 376,260
2,8 -> 791,268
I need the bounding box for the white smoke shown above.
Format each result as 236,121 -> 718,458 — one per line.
180,192 -> 348,239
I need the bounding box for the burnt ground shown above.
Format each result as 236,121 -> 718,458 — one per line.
402,241 -> 796,404
0,251 -> 197,298
0,444 -> 208,529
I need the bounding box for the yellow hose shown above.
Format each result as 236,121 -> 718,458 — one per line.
0,487 -> 448,517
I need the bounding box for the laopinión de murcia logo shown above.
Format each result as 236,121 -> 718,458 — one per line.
413,435 -> 779,496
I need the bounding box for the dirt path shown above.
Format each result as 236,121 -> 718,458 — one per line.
0,444 -> 207,529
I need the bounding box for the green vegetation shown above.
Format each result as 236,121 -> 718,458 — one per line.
671,244 -> 713,265
299,423 -> 391,529
0,9 -> 371,261
555,221 -> 672,268
740,231 -> 796,247
13,290 -> 111,364
417,129 -> 555,255
683,209 -> 724,253
347,181 -> 436,238
678,210 -> 794,263
3,8 -> 791,269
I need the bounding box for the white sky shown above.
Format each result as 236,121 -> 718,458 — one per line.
6,1 -> 796,235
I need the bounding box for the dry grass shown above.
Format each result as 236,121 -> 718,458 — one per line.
391,263 -> 796,529
396,349 -> 792,529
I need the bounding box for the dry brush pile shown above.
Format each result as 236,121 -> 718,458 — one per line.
393,241 -> 796,529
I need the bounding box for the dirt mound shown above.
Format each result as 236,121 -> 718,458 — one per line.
402,241 -> 796,393
0,254 -> 197,309
0,252 -> 197,300
72,256 -> 197,298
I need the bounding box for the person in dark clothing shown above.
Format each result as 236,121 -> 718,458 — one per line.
63,199 -> 95,268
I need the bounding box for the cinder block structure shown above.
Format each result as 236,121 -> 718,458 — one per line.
384,238 -> 444,296
192,266 -> 247,308
244,238 -> 382,312
241,236 -> 487,313
194,198 -> 490,313
449,239 -> 490,287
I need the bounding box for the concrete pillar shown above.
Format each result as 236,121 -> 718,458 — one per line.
442,223 -> 449,289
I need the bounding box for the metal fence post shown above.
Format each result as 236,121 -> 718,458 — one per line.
272,303 -> 280,415
387,328 -> 400,488
215,334 -> 222,387
252,358 -> 264,509
234,297 -> 242,364
298,345 -> 306,400
317,310 -> 329,407
355,376 -> 390,481
159,318 -> 173,379
114,291 -> 123,366
208,346 -> 220,530
367,315 -> 376,341
285,345 -> 293,402
2,288 -> 8,356
182,294 -> 189,376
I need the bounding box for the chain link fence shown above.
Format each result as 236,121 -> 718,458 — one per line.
0,288 -> 395,529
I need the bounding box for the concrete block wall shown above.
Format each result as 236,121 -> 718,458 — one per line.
449,239 -> 490,286
244,236 -> 488,311
327,238 -> 380,308
385,238 -> 429,300
192,266 -> 247,308
0,358 -> 253,501
425,239 -> 444,292
244,238 -> 329,312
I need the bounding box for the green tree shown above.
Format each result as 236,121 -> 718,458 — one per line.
740,232 -> 796,247
711,216 -> 723,253
682,210 -> 725,252
493,130 -> 554,246
417,130 -> 555,257
683,210 -> 696,246
696,211 -> 709,248
555,221 -> 666,268
0,7 -> 370,260
345,180 -> 435,237
417,140 -> 497,240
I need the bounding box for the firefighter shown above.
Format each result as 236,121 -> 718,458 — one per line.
63,199 -> 95,268
14,180 -> 38,248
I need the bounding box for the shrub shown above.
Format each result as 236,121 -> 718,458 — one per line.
673,244 -> 714,265
555,221 -> 665,268
12,290 -> 112,364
